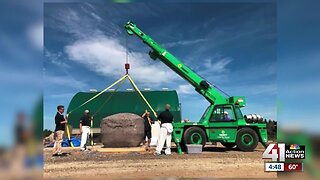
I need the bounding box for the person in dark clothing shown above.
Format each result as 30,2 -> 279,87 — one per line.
80,110 -> 92,151
157,105 -> 174,124
155,104 -> 174,155
15,112 -> 27,145
53,105 -> 68,156
222,111 -> 231,121
141,110 -> 154,148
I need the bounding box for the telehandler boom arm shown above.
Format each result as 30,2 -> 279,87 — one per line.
124,21 -> 231,105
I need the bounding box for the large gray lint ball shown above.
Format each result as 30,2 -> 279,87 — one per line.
100,113 -> 145,147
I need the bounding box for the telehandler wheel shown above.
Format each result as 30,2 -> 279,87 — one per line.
236,127 -> 258,152
183,127 -> 207,147
221,142 -> 236,149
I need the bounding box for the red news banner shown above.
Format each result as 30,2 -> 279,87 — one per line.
284,163 -> 303,172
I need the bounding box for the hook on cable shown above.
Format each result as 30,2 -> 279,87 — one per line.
125,63 -> 130,74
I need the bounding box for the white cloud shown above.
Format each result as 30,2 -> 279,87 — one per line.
44,75 -> 87,90
48,7 -> 120,39
44,48 -> 89,91
225,83 -> 277,96
203,17 -> 216,28
45,93 -> 75,99
204,57 -> 232,73
251,84 -> 277,95
162,38 -> 209,48
26,21 -> 43,51
64,36 -> 179,86
0,66 -> 41,85
90,12 -> 103,21
44,49 -> 71,69
177,84 -> 195,95
190,56 -> 232,84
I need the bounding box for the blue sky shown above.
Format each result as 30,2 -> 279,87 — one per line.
277,0 -> 320,133
0,1 -> 42,147
44,2 -> 277,130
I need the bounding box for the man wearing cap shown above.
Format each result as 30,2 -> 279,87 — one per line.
155,104 -> 174,155
222,111 -> 231,121
80,110 -> 92,151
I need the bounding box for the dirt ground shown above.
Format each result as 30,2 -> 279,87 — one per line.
44,143 -> 276,178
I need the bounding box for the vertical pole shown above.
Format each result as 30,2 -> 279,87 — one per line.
91,117 -> 93,148
125,34 -> 130,74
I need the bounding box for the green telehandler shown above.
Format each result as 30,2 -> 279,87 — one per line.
125,21 -> 268,152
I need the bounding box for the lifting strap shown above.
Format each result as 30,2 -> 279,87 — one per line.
91,78 -> 126,117
64,74 -> 158,147
67,74 -> 128,115
127,75 -> 158,119
89,77 -> 126,147
65,124 -> 74,147
65,74 -> 127,148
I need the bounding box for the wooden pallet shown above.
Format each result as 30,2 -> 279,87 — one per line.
96,147 -> 146,153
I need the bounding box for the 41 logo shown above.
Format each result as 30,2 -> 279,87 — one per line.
262,143 -> 285,162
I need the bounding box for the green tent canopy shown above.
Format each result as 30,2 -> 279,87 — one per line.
67,90 -> 181,130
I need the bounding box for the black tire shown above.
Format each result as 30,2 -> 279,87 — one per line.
221,142 -> 236,149
183,127 -> 207,147
236,128 -> 259,152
